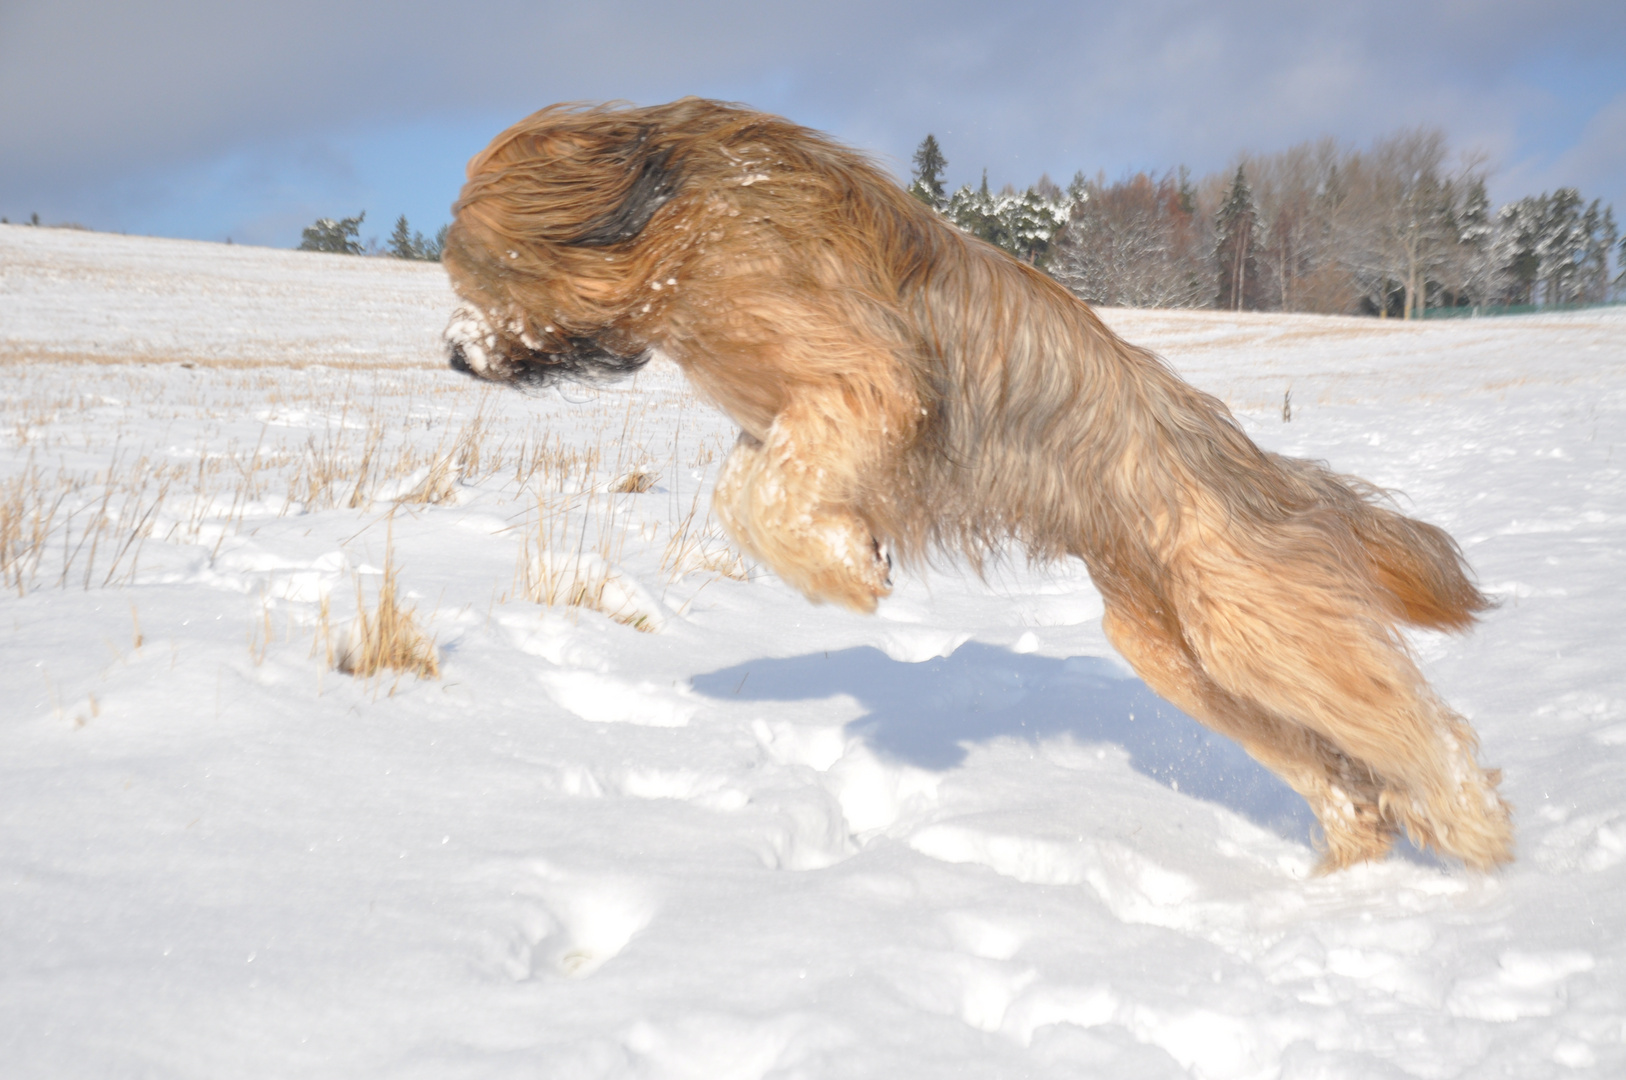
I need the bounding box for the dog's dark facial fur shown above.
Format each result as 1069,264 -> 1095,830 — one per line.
502,336 -> 653,388
446,326 -> 651,389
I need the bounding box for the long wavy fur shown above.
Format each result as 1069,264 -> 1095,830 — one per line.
442,98 -> 1512,872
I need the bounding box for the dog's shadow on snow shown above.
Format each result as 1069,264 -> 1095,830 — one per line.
692,642 -> 1317,844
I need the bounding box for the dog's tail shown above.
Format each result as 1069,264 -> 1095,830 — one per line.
1271,456 -> 1494,633
1355,502 -> 1494,632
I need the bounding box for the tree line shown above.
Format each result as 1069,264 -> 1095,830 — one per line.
908,130 -> 1622,317
297,212 -> 446,261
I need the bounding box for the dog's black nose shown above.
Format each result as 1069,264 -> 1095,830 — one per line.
448,344 -> 472,374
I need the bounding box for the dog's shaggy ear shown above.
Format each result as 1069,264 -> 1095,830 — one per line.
455,116 -> 680,249
568,133 -> 678,247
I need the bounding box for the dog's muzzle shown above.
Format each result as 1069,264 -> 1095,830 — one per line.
443,305 -> 652,388
443,305 -> 499,378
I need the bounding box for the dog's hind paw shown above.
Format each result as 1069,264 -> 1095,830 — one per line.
1312,792 -> 1398,874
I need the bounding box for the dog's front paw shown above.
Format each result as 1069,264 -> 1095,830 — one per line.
784,520 -> 893,613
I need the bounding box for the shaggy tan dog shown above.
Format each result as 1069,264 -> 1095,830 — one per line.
441,98 -> 1512,872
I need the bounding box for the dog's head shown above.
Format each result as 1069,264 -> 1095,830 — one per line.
441,104 -> 687,387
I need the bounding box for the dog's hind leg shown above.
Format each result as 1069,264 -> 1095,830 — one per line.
1164,551 -> 1513,871
1102,601 -> 1399,871
711,387 -> 896,613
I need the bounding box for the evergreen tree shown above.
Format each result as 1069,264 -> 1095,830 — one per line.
1457,179 -> 1492,260
943,171 -> 1070,265
1066,170 -> 1090,206
1004,184 -> 1070,266
385,215 -> 447,261
424,224 -> 448,263
1176,165 -> 1196,216
298,212 -> 365,254
1214,167 -> 1260,311
946,170 -> 1000,244
1456,177 -> 1500,307
1491,197 -> 1542,305
908,134 -> 948,209
388,215 -> 418,259
1483,189 -> 1620,307
1537,188 -> 1584,305
1578,201 -> 1616,304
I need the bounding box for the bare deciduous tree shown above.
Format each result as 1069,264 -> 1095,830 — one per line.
1245,138 -> 1359,314
1343,130 -> 1475,318
1050,172 -> 1210,308
928,126 -> 1615,315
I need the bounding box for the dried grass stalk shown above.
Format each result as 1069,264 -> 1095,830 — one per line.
339,543 -> 439,681
609,468 -> 657,494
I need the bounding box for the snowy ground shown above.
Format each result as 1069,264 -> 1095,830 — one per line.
3,223 -> 1625,1078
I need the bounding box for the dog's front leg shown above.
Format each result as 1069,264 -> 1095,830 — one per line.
712,394 -> 893,614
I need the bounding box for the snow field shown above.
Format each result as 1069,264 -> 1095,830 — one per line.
3,224 -> 1626,1077
0,224 -> 451,369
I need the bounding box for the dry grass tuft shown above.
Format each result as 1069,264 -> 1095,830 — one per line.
0,455 -> 167,595
311,595 -> 337,670
338,536 -> 440,683
521,548 -> 660,633
610,468 -> 658,494
393,455 -> 459,505
2,362 -> 737,664
661,484 -> 750,582
515,483 -> 663,632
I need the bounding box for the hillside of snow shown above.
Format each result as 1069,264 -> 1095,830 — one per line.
3,222 -> 1625,1078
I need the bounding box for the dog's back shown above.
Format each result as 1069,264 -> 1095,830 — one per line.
854,201 -> 1491,642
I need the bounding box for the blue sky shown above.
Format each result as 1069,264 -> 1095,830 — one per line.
3,1 -> 1622,249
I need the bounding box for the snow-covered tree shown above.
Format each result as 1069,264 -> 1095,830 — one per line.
943,172 -> 1070,265
1578,202 -> 1617,304
1454,177 -> 1503,309
1002,179 -> 1072,266
945,171 -> 1002,246
1327,129 -> 1477,318
1051,171 -> 1209,308
908,135 -> 948,210
1537,189 -> 1586,305
298,212 -> 365,255
1488,190 -> 1617,307
1489,198 -> 1542,306
1372,131 -> 1464,318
